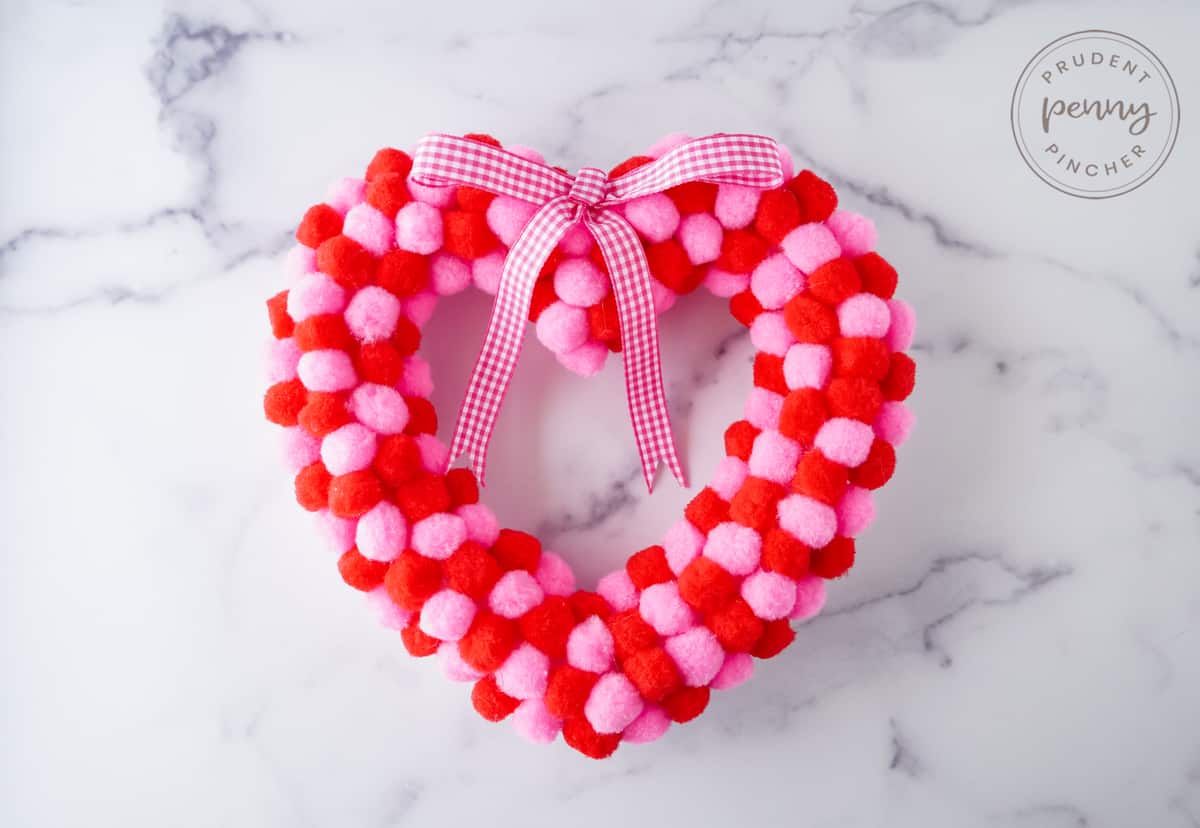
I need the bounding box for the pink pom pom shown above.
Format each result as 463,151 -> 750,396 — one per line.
815,417 -> 875,467
486,196 -> 538,247
741,570 -> 797,620
321,422 -> 378,475
411,512 -> 467,561
367,585 -> 411,630
664,626 -> 724,686
472,251 -> 505,295
418,589 -> 476,642
826,210 -> 877,256
663,519 -> 704,574
342,203 -> 394,255
508,145 -> 546,164
585,673 -> 645,734
319,510 -> 357,552
777,495 -> 838,548
624,193 -> 680,243
748,430 -> 802,485
639,582 -> 696,636
438,642 -> 483,682
430,253 -> 472,296
348,383 -> 409,434
776,144 -> 796,179
281,426 -> 320,472
356,501 -> 408,562
457,503 -> 500,546
287,273 -> 346,321
557,223 -> 593,256
489,570 -> 545,619
703,266 -> 749,298
837,486 -> 875,535
714,185 -> 760,230
325,177 -> 365,214
596,569 -> 638,612
650,280 -> 677,314
886,299 -> 916,351
398,356 -> 434,398
750,254 -> 805,310
703,522 -> 762,576
407,179 -> 454,208
678,213 -> 723,265
567,616 -> 614,673
744,387 -> 784,430
874,401 -> 914,446
780,223 -> 841,273
646,132 -> 692,158
403,291 -> 438,327
495,643 -> 550,700
783,344 -> 832,390
554,257 -> 609,307
535,551 -> 576,596
344,285 -> 401,343
622,705 -> 671,743
749,311 -> 795,356
394,201 -> 443,254
265,337 -> 301,383
710,652 -> 754,690
512,698 -> 561,744
710,456 -> 749,501
284,245 -> 316,279
535,301 -> 588,354
790,575 -> 827,621
415,433 -> 449,474
837,293 -> 890,338
556,340 -> 608,377
297,349 -> 357,392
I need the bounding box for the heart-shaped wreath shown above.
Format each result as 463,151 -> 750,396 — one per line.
262,132 -> 916,758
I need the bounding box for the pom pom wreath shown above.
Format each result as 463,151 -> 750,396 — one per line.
419,589 -> 477,642
585,673 -> 645,734
472,675 -> 521,722
714,185 -> 761,229
535,301 -> 589,355
777,494 -> 838,548
624,194 -> 680,243
678,213 -> 723,264
554,257 -> 609,307
495,643 -> 551,700
663,626 -> 724,687
394,201 -> 443,254
513,699 -> 562,744
780,223 -> 841,273
342,203 -> 394,255
489,570 -> 545,619
355,501 -> 408,562
703,522 -> 762,576
639,582 -> 696,636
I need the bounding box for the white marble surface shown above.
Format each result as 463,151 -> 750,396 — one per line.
3,0 -> 1199,825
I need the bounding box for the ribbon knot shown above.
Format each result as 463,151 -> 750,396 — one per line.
409,133 -> 785,492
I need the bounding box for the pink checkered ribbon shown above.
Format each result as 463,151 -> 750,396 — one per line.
410,133 -> 785,491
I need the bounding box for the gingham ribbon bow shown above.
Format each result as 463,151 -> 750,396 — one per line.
410,133 -> 785,491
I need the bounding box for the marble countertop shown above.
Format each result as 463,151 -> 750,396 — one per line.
3,0 -> 1198,825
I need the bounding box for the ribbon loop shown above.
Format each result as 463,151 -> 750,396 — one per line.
568,167 -> 608,208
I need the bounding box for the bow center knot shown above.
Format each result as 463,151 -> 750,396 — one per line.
567,167 -> 609,209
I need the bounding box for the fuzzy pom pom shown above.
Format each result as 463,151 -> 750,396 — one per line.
827,210 -> 877,256
281,426 -> 320,472
429,253 -> 472,296
729,289 -> 764,326
754,188 -> 802,244
714,184 -> 761,230
338,549 -> 388,592
442,210 -> 498,259
365,174 -> 409,218
749,312 -> 795,357
566,616 -> 615,673
875,401 -> 914,446
556,340 -> 608,377
558,223 -> 593,256
297,350 -> 356,392
326,177 -> 367,214
752,619 -> 795,659
622,705 -> 671,743
783,343 -> 833,390
814,418 -> 875,467
646,239 -> 698,293
366,148 -> 413,181
385,549 -> 442,610
790,575 -> 827,620
882,352 -> 916,402
780,223 -> 841,273
808,258 -> 862,306
410,512 -> 467,561
459,611 -> 517,673
401,622 -> 441,657
663,686 -> 710,723
489,570 -> 545,619
623,647 -> 683,703
284,246 -> 316,281
703,522 -> 762,576
471,251 -> 505,295
317,236 -> 377,291
684,489 -> 730,534
639,582 -> 696,636
554,257 -> 609,307
407,179 -> 455,208
341,203 -> 394,255
450,503 -> 497,549
856,252 -> 899,299
377,250 -> 429,298
710,652 -> 754,690
439,642 -> 484,683
491,529 -> 541,572
348,383 -> 409,434
366,585 -> 411,628
495,643 -> 551,700
287,273 -> 347,321
321,423 -> 377,476
486,196 -> 538,247
777,494 -> 838,548
729,476 -> 786,532
678,213 -> 723,265
811,537 -> 856,579
833,337 -> 890,380
471,675 -> 520,722
585,673 -> 645,734
710,456 -> 749,501
717,230 -> 769,274
535,301 -> 589,355
792,451 -> 849,506
265,337 -> 301,383
837,293 -> 890,338
778,388 -> 828,446
293,462 -> 331,511
419,589 -> 477,642
741,570 -> 797,620
296,204 -> 344,247
545,665 -> 599,721
707,599 -> 765,653
395,355 -> 432,397
748,430 -> 802,485
625,546 -> 673,590
519,597 -> 574,660
520,553 -> 571,599
703,266 -> 749,298
512,699 -> 562,744
725,420 -> 761,461
784,295 -> 839,344
851,439 -> 897,489
788,170 -> 838,222
664,626 -> 724,687
344,286 -> 401,343
663,519 -> 705,574
596,569 -> 638,612
837,486 -> 875,535
624,194 -> 680,243
394,201 -> 443,255
320,510 -> 356,551
678,556 -> 739,615
562,718 -> 621,760
750,254 -> 804,310
886,299 -> 916,352
744,388 -> 784,430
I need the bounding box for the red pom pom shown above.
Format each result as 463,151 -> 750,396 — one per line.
471,675 -> 520,722
458,611 -> 518,673
546,665 -> 599,720
316,235 -> 377,291
587,295 -> 622,350
568,591 -> 612,621
662,686 -> 710,723
403,396 -> 438,435
851,439 -> 897,490
365,173 -> 410,218
608,609 -> 659,663
724,420 -> 761,461
666,181 -> 717,214
729,290 -> 765,327
519,596 -> 574,660
826,376 -> 884,422
296,204 -> 344,247
761,528 -> 810,579
562,717 -> 621,760
376,250 -> 429,298
298,392 -> 352,437
811,537 -> 856,578
778,388 -> 828,446
445,468 -> 479,506
294,462 -> 332,511
266,291 -> 294,339
264,379 -> 306,426
754,188 -> 802,245
337,547 -> 389,591
366,148 -> 413,181
328,470 -> 384,518
807,258 -> 862,306
752,619 -> 795,659
882,353 -> 916,401
792,450 -> 848,505
386,549 -> 443,611
394,474 -> 452,522
294,313 -> 353,353
391,317 -> 421,356
355,341 -> 404,386
528,276 -> 559,323
626,545 -> 673,590
608,155 -> 653,178
854,252 -> 898,298
456,185 -> 495,212
372,434 -> 422,488
646,239 -> 699,293
717,229 -> 769,274
684,488 -> 730,534
400,621 -> 441,657
784,295 -> 838,343
753,352 -> 789,395
444,541 -> 503,601
786,170 -> 838,223
832,337 -> 891,380
624,647 -> 683,703
678,556 -> 739,615
491,529 -> 541,573
707,598 -> 765,653
442,210 -> 498,260
463,133 -> 502,147
729,476 -> 786,532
